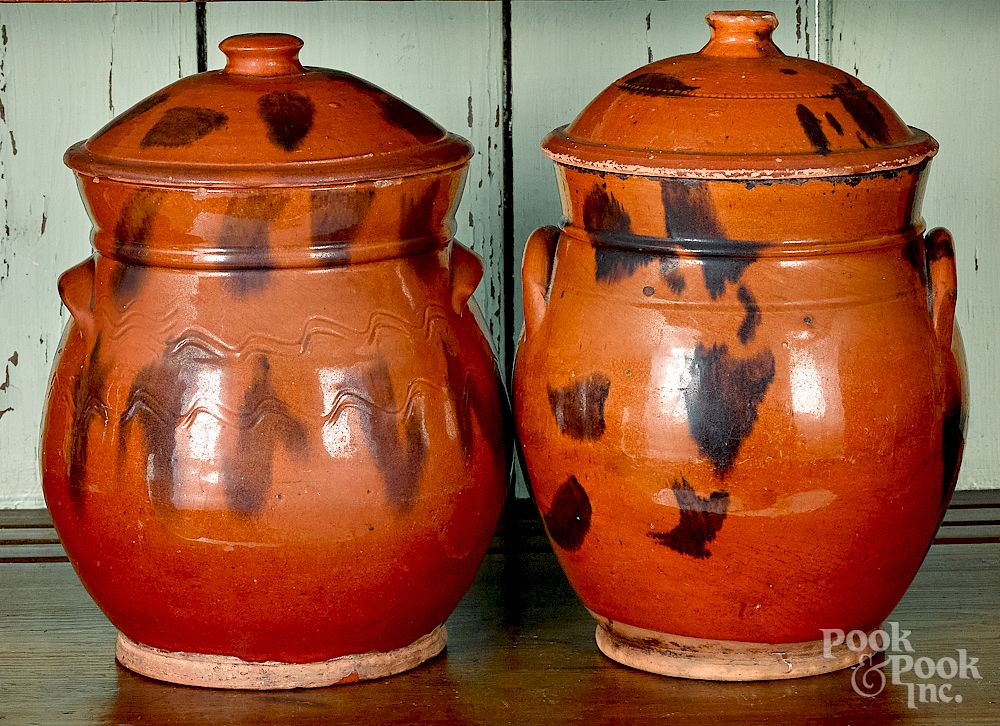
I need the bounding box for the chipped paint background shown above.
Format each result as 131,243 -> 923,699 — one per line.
0,1 -> 995,507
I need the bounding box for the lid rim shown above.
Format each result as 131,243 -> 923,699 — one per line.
64,134 -> 474,188
542,126 -> 938,180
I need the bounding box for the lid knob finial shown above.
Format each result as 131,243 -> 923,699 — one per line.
220,34 -> 305,77
701,11 -> 782,58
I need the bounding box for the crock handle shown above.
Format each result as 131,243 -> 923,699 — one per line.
58,257 -> 97,343
449,241 -> 484,315
925,228 -> 958,350
522,226 -> 560,341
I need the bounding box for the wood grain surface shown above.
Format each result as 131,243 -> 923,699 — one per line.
1,492 -> 997,724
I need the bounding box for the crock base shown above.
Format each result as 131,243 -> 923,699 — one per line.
593,616 -> 876,681
115,625 -> 447,689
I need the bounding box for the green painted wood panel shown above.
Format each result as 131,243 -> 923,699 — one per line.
205,0 -> 507,358
829,0 -> 1000,490
0,1 -> 994,507
0,4 -> 197,508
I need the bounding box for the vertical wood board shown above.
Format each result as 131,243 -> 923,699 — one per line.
0,4 -> 197,507
830,0 -> 1000,489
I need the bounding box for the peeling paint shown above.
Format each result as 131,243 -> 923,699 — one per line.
0,407 -> 12,422
645,12 -> 653,64
0,352 -> 15,393
467,93 -> 474,128
108,5 -> 119,115
804,5 -> 811,58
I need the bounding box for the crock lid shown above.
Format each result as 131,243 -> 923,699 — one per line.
65,34 -> 472,187
543,10 -> 937,180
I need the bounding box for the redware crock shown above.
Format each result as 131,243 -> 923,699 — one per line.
42,34 -> 507,689
514,10 -> 967,680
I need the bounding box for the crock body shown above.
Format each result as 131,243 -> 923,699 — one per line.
515,165 -> 966,654
42,174 -> 507,667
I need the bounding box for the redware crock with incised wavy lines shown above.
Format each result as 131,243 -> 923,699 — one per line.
514,10 -> 967,680
42,34 -> 507,689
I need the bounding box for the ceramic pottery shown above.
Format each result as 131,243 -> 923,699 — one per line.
42,34 -> 507,689
514,11 -> 967,680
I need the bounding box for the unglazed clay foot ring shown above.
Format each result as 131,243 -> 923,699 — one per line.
593,617 -> 876,681
116,625 -> 447,689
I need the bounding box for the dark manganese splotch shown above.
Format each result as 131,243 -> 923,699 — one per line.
222,356 -> 308,513
310,188 -> 375,246
648,476 -> 729,559
543,475 -> 592,551
441,334 -> 490,461
112,189 -> 167,298
617,72 -> 698,96
372,92 -> 442,143
585,186 -> 655,283
824,112 -> 845,136
354,359 -> 429,511
827,79 -> 891,145
547,373 -> 611,441
661,181 -> 764,299
584,186 -> 631,233
795,104 -> 830,155
140,106 -> 228,148
257,90 -> 315,152
118,344 -> 195,509
737,285 -> 761,345
219,193 -> 290,296
660,256 -> 686,293
400,179 -> 446,282
685,343 -> 775,476
67,334 -> 111,506
595,248 -> 657,284
940,399 -> 966,506
120,345 -> 305,514
926,230 -> 956,262
102,92 -> 170,133
903,236 -> 928,287
400,179 -> 442,242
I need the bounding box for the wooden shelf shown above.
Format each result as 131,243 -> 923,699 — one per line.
1,492 -> 998,723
